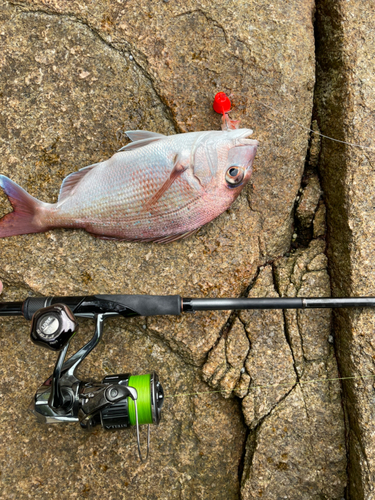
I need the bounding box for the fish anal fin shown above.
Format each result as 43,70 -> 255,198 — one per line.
58,164 -> 97,202
86,228 -> 199,243
150,229 -> 199,244
86,232 -> 120,240
145,155 -> 187,210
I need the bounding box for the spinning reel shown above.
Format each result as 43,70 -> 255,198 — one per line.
29,304 -> 164,462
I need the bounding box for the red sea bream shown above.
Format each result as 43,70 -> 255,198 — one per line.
0,129 -> 258,242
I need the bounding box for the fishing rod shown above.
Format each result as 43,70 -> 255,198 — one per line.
1,293 -> 375,461
2,294 -> 375,319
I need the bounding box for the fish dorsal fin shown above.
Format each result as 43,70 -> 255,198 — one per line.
126,130 -> 166,142
58,163 -> 97,202
118,131 -> 167,152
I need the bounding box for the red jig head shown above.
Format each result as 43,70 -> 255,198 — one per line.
213,92 -> 239,130
213,92 -> 232,115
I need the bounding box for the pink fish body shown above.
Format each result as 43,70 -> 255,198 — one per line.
0,129 -> 258,242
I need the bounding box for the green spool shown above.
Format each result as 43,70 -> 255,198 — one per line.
128,374 -> 153,425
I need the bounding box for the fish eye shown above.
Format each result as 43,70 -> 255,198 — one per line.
225,166 -> 245,187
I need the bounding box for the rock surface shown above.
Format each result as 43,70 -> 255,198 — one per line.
315,1 -> 375,498
203,243 -> 347,498
0,0 -> 362,497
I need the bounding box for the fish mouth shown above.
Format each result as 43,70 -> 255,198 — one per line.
231,128 -> 256,142
238,138 -> 259,146
233,130 -> 258,170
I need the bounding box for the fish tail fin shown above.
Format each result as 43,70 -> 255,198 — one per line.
0,175 -> 47,237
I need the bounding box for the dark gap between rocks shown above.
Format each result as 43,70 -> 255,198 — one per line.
314,0 -> 351,498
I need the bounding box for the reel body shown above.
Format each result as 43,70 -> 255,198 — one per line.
29,304 -> 163,461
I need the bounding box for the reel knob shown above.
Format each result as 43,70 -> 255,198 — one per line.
30,304 -> 78,351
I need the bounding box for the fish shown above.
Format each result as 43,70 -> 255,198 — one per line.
0,128 -> 258,242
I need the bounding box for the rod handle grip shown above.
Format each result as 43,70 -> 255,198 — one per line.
95,294 -> 182,317
23,297 -> 51,320
23,295 -> 182,320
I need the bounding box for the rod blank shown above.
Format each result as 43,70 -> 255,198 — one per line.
0,302 -> 23,316
184,297 -> 375,312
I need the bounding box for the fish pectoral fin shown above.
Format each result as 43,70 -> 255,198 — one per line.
117,131 -> 167,152
145,155 -> 188,210
58,164 -> 97,202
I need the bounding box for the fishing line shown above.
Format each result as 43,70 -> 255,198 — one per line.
128,374 -> 154,425
251,98 -> 375,152
165,373 -> 375,399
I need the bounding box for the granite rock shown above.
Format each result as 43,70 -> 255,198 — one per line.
240,241 -> 346,498
241,359 -> 346,500
0,0 -> 352,498
240,267 -> 296,429
200,240 -> 347,497
202,317 -> 250,397
315,0 -> 375,497
296,173 -> 322,230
